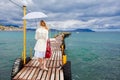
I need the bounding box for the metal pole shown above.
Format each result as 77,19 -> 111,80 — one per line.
23,6 -> 27,64
30,48 -> 32,59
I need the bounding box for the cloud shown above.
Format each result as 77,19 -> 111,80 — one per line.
0,0 -> 120,31
47,19 -> 98,30
13,0 -> 34,6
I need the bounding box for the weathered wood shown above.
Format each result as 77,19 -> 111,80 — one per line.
60,70 -> 64,80
46,55 -> 53,80
13,34 -> 65,80
55,69 -> 60,80
25,59 -> 33,66
36,70 -> 44,79
13,67 -> 27,80
41,71 -> 47,80
50,51 -> 57,80
27,68 -> 36,79
24,60 -> 38,79
13,59 -> 34,80
31,68 -> 40,80
50,68 -> 55,80
23,67 -> 34,79
46,69 -> 52,80
18,67 -> 30,79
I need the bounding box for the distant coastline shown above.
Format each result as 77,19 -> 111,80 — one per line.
0,25 -> 22,31
0,25 -> 95,32
50,28 -> 95,32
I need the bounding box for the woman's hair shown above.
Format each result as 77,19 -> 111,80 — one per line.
40,20 -> 49,30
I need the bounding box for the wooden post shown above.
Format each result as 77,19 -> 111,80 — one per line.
22,51 -> 24,60
30,48 -> 32,59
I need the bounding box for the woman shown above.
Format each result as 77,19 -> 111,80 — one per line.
34,20 -> 49,70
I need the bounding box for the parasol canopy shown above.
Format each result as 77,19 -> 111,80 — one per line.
22,12 -> 48,19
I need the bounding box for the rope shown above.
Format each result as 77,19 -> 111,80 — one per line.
9,0 -> 31,12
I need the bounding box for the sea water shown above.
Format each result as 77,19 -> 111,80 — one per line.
0,31 -> 120,80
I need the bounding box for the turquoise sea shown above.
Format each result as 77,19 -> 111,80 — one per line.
0,31 -> 120,80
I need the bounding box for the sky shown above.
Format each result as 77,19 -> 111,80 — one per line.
0,0 -> 120,31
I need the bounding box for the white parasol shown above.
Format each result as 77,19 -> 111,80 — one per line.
22,12 -> 48,19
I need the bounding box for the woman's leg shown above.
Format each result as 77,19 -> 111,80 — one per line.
38,58 -> 42,67
43,58 -> 48,70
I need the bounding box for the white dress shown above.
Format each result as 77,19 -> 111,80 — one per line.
34,27 -> 48,58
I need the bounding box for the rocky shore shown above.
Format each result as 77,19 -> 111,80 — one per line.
0,25 -> 22,31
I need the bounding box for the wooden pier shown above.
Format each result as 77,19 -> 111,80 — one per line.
12,33 -> 71,80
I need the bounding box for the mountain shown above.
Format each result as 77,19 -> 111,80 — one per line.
72,29 -> 95,32
50,28 -> 95,32
26,28 -> 58,31
4,24 -> 19,27
50,29 -> 60,32
27,28 -> 36,31
26,28 -> 95,32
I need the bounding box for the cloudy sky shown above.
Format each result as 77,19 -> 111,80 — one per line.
0,0 -> 120,31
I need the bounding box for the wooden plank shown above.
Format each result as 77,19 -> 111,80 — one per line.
35,61 -> 40,67
46,49 -> 53,67
22,67 -> 33,79
51,51 -> 54,60
25,59 -> 35,66
40,58 -> 50,80
13,59 -> 34,80
41,71 -> 47,80
60,70 -> 64,80
13,67 -> 27,80
17,60 -> 35,79
53,51 -> 56,67
58,51 -> 61,67
31,59 -> 36,65
55,50 -> 60,80
32,60 -> 38,67
22,60 -> 38,79
55,69 -> 60,80
45,57 -> 52,80
60,51 -> 62,60
50,53 -> 55,67
13,35 -> 65,80
57,52 -> 60,68
18,67 -> 30,79
46,68 -> 52,80
27,68 -> 36,79
56,51 -> 59,61
36,70 -> 44,80
46,49 -> 56,80
51,49 -> 59,80
50,68 -> 55,80
57,50 -> 63,70
46,59 -> 50,68
56,52 -> 59,66
25,59 -> 33,66
46,49 -> 54,67
31,68 -> 40,80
